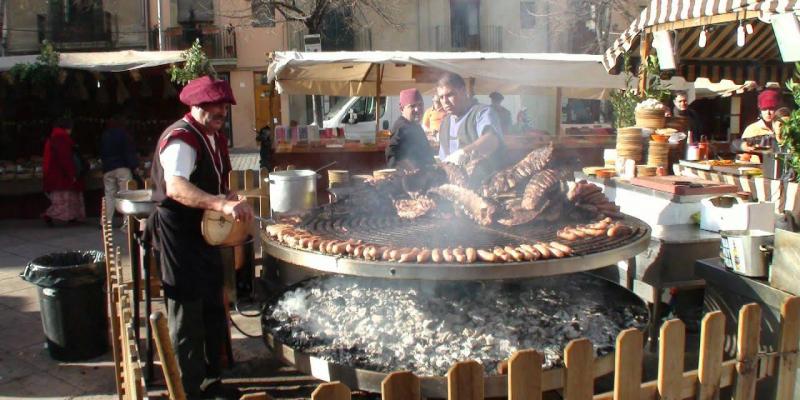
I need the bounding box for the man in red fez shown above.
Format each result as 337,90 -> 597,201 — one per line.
147,75 -> 252,399
741,88 -> 783,152
385,88 -> 434,170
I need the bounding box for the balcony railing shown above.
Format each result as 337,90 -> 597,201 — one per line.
288,27 -> 373,51
431,25 -> 503,52
152,25 -> 237,60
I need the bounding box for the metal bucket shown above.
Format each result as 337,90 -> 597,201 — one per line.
267,170 -> 318,215
719,230 -> 774,278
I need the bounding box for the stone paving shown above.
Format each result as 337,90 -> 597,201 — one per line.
0,217 -> 318,399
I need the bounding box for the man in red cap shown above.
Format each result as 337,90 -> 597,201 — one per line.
147,75 -> 252,399
385,88 -> 434,170
741,88 -> 782,152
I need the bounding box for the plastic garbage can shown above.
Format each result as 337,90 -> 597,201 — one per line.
20,250 -> 108,361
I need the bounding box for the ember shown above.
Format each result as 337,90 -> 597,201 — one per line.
263,274 -> 649,376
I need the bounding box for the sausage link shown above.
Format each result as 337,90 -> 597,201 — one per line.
465,248 -> 477,263
477,249 -> 497,262
417,249 -> 431,263
532,243 -> 551,258
442,248 -> 455,263
549,241 -> 573,255
557,229 -> 577,241
546,244 -> 566,258
399,248 -> 419,263
503,246 -> 524,262
431,248 -> 442,263
519,244 -> 541,259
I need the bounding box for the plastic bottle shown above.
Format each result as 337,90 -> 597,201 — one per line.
698,135 -> 709,160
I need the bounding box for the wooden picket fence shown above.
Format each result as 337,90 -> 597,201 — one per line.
101,199 -> 145,400
308,298 -> 800,400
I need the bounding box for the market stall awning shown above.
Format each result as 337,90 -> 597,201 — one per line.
0,50 -> 184,72
267,51 -> 630,99
603,0 -> 800,84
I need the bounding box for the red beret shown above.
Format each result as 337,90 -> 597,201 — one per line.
399,88 -> 423,108
179,76 -> 236,106
758,89 -> 780,110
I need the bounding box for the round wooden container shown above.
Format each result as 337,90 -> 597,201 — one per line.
616,127 -> 644,162
328,169 -> 350,188
636,165 -> 657,177
635,109 -> 666,129
647,141 -> 670,168
201,209 -> 251,247
665,116 -> 688,132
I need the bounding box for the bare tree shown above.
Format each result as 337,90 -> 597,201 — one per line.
533,0 -> 640,54
251,0 -> 405,125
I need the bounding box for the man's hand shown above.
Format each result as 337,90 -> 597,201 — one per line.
222,198 -> 254,222
444,149 -> 468,166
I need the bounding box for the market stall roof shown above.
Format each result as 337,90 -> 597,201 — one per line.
603,0 -> 799,84
267,51 -> 632,99
0,50 -> 184,72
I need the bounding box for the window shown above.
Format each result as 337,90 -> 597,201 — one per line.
520,2 -> 536,29
178,0 -> 213,23
343,97 -> 386,123
450,0 -> 480,49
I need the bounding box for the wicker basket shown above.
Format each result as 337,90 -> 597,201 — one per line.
665,116 -> 688,132
635,109 -> 666,129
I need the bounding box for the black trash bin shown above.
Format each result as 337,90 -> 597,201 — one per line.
20,250 -> 108,361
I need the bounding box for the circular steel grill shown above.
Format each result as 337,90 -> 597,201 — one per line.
261,213 -> 651,280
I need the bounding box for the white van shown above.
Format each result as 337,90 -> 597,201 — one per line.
322,96 -> 400,142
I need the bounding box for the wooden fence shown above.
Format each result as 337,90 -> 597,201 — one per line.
307,299 -> 800,400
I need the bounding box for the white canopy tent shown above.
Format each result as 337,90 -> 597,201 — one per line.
267,51 -> 639,100
0,50 -> 184,72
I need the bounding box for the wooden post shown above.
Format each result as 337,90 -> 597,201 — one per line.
311,382 -> 351,400
563,338 -> 593,400
259,168 -> 270,219
776,297 -> 800,400
697,311 -> 725,400
638,32 -> 652,95
243,170 -> 258,213
447,360 -> 484,400
149,312 -> 186,400
614,328 -> 643,400
734,304 -> 761,400
375,64 -> 384,135
658,320 -> 685,400
508,349 -> 542,400
382,371 -> 420,400
555,87 -> 563,138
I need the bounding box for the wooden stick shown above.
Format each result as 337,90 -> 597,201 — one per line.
614,328 -> 643,400
381,371 -> 420,400
776,297 -> 800,400
311,382 -> 351,400
509,349 -> 542,400
149,312 -> 186,400
697,311 -> 725,400
564,338 -> 593,400
447,360 -> 484,400
657,320 -> 685,400
733,304 -> 761,400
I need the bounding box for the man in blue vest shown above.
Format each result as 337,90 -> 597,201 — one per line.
437,72 -> 504,166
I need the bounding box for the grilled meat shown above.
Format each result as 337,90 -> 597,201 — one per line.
430,184 -> 496,226
394,195 -> 436,219
483,143 -> 554,197
521,169 -> 559,210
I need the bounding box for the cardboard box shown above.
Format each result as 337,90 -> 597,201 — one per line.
700,196 -> 775,232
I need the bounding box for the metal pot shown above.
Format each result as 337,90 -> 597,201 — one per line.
719,229 -> 774,278
267,170 -> 318,215
115,189 -> 156,218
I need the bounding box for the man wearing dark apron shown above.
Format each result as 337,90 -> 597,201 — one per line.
147,76 -> 253,399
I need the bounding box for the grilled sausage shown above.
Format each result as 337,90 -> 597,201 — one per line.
465,248 -> 477,263
307,238 -> 321,251
353,245 -> 365,258
547,244 -> 566,258
389,248 -> 401,261
477,249 -> 497,262
331,242 -> 347,255
557,229 -> 577,241
577,226 -> 605,237
399,248 -> 419,263
503,246 -> 524,262
442,248 -> 455,263
381,248 -> 392,261
532,243 -> 551,258
417,249 -> 431,263
517,247 -> 535,261
452,248 -> 466,263
431,248 -> 442,263
549,241 -> 574,255
492,247 -> 511,262
607,224 -> 632,237
519,244 -> 540,259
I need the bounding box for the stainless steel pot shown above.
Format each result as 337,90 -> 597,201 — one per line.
267,170 -> 318,215
719,229 -> 774,278
115,189 -> 156,218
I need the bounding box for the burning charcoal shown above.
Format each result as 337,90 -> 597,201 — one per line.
263,275 -> 648,376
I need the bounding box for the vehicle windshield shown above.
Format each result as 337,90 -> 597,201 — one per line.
324,97 -> 352,120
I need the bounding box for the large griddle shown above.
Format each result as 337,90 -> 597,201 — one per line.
261,212 -> 651,280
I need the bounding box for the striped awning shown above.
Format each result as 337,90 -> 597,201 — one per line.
603,0 -> 800,84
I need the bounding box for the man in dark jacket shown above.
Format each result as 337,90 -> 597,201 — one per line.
385,88 -> 434,170
147,76 -> 253,399
437,73 -> 503,166
100,114 -> 139,225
